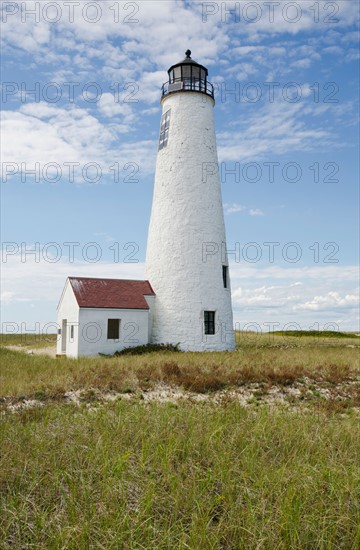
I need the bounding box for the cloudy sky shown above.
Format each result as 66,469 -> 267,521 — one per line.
1,0 -> 359,334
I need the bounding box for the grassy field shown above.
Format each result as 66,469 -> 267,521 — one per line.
1,332 -> 359,548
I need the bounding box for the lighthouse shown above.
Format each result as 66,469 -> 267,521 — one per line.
145,50 -> 235,351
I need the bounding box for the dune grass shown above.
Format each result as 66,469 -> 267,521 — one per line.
1,332 -> 359,548
271,330 -> 359,339
1,400 -> 360,549
0,333 -> 57,348
0,332 -> 359,398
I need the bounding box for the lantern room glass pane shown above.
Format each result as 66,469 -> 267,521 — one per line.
174,66 -> 181,80
182,64 -> 191,78
193,66 -> 201,80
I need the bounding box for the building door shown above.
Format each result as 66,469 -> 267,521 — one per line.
61,319 -> 67,354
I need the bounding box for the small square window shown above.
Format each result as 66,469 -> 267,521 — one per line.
107,319 -> 120,340
204,311 -> 216,335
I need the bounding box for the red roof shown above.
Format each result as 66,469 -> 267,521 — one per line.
68,277 -> 155,310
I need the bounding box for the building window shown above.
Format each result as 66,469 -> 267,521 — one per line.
222,265 -> 228,288
158,109 -> 171,150
70,325 -> 74,340
204,311 -> 215,335
107,319 -> 120,340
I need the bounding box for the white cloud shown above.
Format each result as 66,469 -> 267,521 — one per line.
1,103 -> 156,181
2,256 -> 358,331
224,203 -> 246,214
231,269 -> 359,330
295,291 -> 359,311
1,291 -> 15,304
139,71 -> 169,104
232,0 -> 359,38
227,44 -> 319,79
249,208 -> 264,216
345,49 -> 360,62
223,204 -> 264,216
1,1 -> 229,86
1,0 -> 358,92
1,5 -> 51,51
1,254 -> 146,309
218,100 -> 336,162
230,264 -> 359,283
97,92 -> 135,122
323,46 -> 343,55
291,58 -> 312,69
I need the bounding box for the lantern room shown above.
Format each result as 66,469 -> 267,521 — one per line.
161,49 -> 214,100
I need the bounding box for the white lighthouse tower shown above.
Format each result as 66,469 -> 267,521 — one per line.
145,50 -> 235,351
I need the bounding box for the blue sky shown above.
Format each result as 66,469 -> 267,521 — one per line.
1,0 -> 359,334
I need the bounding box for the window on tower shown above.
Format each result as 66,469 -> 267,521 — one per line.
222,265 -> 228,288
204,311 -> 216,335
158,109 -> 171,150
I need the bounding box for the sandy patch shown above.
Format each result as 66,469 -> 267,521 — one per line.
2,379 -> 358,416
4,345 -> 57,357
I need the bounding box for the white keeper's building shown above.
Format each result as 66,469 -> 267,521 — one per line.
57,50 -> 235,357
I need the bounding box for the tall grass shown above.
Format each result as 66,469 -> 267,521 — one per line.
1,333 -> 359,548
0,341 -> 358,399
1,401 -> 359,549
0,333 -> 57,348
